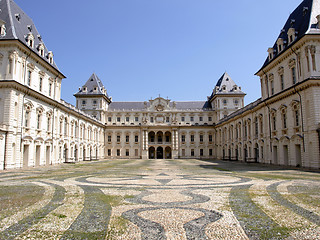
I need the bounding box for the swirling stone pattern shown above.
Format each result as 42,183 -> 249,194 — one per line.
0,158 -> 319,239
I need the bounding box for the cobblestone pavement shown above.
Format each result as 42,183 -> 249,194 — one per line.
0,159 -> 319,239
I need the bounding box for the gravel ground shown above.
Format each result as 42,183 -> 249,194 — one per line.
0,158 -> 319,239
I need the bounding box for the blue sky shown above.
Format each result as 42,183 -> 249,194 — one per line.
15,0 -> 302,105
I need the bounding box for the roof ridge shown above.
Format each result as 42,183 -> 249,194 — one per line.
6,0 -> 17,39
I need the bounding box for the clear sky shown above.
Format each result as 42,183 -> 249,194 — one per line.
15,0 -> 302,105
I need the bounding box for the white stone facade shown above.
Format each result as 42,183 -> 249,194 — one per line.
1,0 -> 320,170
0,43 -> 105,170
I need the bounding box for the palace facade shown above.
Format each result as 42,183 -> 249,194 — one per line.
0,0 -> 320,170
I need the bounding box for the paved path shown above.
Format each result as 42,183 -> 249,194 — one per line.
0,158 -> 319,239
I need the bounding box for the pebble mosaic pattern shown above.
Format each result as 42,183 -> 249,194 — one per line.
0,158 -> 319,239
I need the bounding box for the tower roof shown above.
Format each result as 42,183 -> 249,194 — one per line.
208,72 -> 246,101
74,73 -> 111,101
0,0 -> 63,75
258,0 -> 319,72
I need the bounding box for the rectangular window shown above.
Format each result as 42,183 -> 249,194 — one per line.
126,135 -> 129,143
191,149 -> 194,157
199,117 -> 203,121
108,117 -> 112,122
190,116 -> 194,122
27,70 -> 31,86
280,74 -> 284,90
135,135 -> 139,143
49,83 -> 52,96
295,110 -> 299,126
117,135 -> 121,142
47,117 -> 51,131
181,117 -> 185,122
292,67 -> 297,84
135,117 -> 139,122
191,135 -> 194,143
117,149 -> 120,156
166,117 -> 170,123
273,116 -> 277,131
108,149 -> 111,156
271,80 -> 274,95
209,149 -> 213,156
126,117 -> 130,122
181,135 -> 185,143
25,111 -> 29,127
126,149 -> 129,157
208,117 -> 212,121
108,135 -> 112,142
117,117 -> 121,122
283,113 -> 287,129
37,114 -> 41,129
200,135 -> 204,143
200,149 -> 204,156
209,135 -> 213,142
150,117 -> 154,123
39,77 -> 43,92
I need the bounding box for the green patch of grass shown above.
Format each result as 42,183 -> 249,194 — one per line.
106,216 -> 129,240
0,184 -> 45,220
52,212 -> 67,219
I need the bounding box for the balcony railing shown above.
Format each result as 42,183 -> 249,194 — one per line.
148,141 -> 172,145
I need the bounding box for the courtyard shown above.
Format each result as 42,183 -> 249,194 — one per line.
0,159 -> 319,240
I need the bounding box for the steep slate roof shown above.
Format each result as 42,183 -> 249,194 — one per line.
74,73 -> 110,99
208,72 -> 245,101
0,0 -> 62,73
258,0 -> 317,71
109,101 -> 212,111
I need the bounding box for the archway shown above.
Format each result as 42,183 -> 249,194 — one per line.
64,144 -> 68,163
149,132 -> 155,143
83,147 -> 86,161
156,132 -> 163,144
149,147 -> 155,159
165,131 -> 171,143
157,147 -> 163,159
165,147 -> 172,159
235,146 -> 239,161
254,143 -> 259,163
74,146 -> 78,161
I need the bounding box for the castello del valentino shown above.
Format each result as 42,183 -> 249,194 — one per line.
0,0 -> 320,170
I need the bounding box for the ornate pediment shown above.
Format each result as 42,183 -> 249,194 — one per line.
148,97 -> 172,112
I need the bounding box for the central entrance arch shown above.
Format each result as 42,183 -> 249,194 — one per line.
156,147 -> 163,159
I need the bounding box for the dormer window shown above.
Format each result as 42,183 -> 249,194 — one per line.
287,28 -> 296,44
222,85 -> 226,91
47,51 -> 53,64
0,20 -> 6,37
37,43 -> 45,57
26,33 -> 34,48
277,38 -> 284,53
15,14 -> 21,21
268,48 -> 274,60
82,87 -> 87,92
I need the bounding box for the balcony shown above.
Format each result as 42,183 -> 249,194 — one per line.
148,141 -> 172,145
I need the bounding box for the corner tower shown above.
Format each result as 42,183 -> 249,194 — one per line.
74,73 -> 111,121
209,72 -> 246,121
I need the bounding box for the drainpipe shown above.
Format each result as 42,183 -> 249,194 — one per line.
317,128 -> 320,160
3,130 -> 8,170
290,46 -> 306,152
